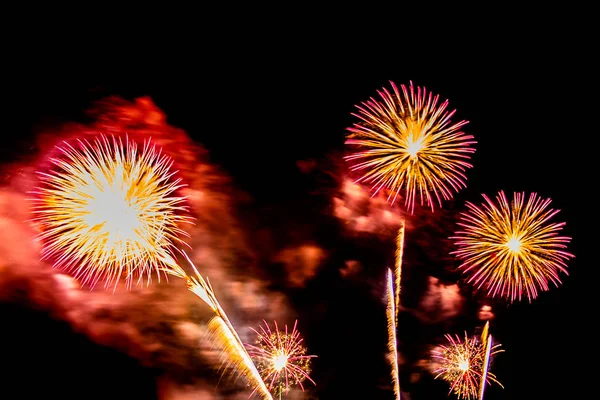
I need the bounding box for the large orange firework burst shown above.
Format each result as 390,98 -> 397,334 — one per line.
345,81 -> 476,214
431,332 -> 503,400
246,320 -> 316,398
450,191 -> 574,303
30,134 -> 193,289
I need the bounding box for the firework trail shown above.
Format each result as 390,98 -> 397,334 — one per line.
394,221 -> 404,322
206,316 -> 263,388
431,332 -> 503,400
246,320 -> 316,399
478,322 -> 493,400
31,134 -> 273,399
386,268 -> 401,400
175,251 -> 273,399
345,80 -> 475,214
451,191 -> 574,303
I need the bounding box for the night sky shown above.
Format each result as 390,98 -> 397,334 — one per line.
3,26 -> 591,400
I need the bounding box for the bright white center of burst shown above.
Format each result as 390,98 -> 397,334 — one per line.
407,140 -> 423,158
273,353 -> 288,372
83,181 -> 141,245
458,358 -> 469,372
405,121 -> 425,159
506,236 -> 522,253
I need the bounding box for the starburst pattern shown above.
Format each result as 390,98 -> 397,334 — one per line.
345,81 -> 476,214
451,191 -> 574,302
30,134 -> 192,288
246,320 -> 316,398
431,332 -> 503,400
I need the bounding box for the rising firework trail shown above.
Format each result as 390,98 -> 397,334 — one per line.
451,191 -> 574,303
386,268 -> 401,400
478,322 -> 493,400
394,222 -> 405,322
175,251 -> 273,399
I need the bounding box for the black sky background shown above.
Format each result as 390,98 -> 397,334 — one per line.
3,23 -> 593,399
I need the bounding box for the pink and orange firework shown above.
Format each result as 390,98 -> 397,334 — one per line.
246,320 -> 316,398
451,191 -> 574,303
345,81 -> 476,214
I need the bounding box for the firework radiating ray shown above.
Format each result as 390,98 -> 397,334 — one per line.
344,80 -> 476,214
30,134 -> 193,289
386,269 -> 401,400
432,332 -> 503,400
451,191 -> 574,303
246,320 -> 316,399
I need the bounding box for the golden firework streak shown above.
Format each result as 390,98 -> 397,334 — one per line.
394,221 -> 405,323
478,322 -> 492,400
386,268 -> 401,400
163,250 -> 273,400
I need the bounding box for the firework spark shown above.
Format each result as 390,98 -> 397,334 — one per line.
345,81 -> 476,214
30,134 -> 192,289
450,191 -> 574,303
246,320 -> 316,398
431,332 -> 503,400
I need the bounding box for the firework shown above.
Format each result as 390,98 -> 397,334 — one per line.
450,191 -> 574,303
246,320 -> 316,398
31,134 -> 273,398
345,81 -> 476,214
386,269 -> 401,400
431,332 -> 503,400
30,134 -> 192,289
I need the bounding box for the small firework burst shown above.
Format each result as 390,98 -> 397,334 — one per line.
450,191 -> 574,303
247,320 -> 316,398
431,332 -> 503,400
30,134 -> 193,289
345,81 -> 476,214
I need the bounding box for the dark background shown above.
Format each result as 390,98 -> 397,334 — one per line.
3,22 -> 592,399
